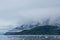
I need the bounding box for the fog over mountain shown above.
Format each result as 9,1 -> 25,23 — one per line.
0,0 -> 60,33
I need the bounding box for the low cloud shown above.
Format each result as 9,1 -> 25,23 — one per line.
0,0 -> 60,32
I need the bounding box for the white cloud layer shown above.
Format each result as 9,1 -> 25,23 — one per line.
0,0 -> 60,32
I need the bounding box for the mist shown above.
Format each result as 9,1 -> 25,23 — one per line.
0,0 -> 60,33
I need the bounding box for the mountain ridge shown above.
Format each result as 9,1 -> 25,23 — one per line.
5,25 -> 60,35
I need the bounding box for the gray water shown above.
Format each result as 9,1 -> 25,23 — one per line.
0,35 -> 60,40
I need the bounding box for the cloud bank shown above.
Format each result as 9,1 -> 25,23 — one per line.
0,0 -> 60,32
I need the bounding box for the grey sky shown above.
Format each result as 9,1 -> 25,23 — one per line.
0,0 -> 60,32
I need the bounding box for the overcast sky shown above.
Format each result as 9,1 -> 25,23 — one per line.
0,0 -> 60,32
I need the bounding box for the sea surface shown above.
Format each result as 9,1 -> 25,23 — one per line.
0,35 -> 60,40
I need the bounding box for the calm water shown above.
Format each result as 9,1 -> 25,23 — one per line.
0,35 -> 60,40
